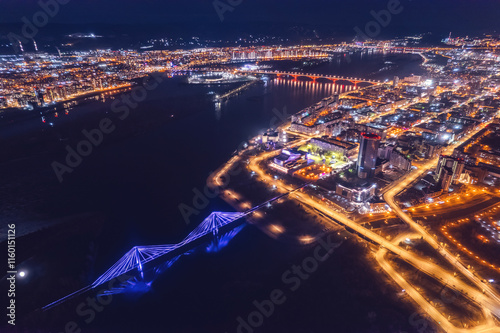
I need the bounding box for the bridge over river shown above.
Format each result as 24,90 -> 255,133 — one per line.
43,184 -> 309,310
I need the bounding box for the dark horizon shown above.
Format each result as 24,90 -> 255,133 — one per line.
1,0 -> 499,39
2,1 -> 500,333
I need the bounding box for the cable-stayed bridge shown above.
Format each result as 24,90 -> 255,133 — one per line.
43,185 -> 308,311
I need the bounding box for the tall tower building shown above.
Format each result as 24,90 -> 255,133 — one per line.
393,76 -> 400,87
357,133 -> 381,179
434,156 -> 465,188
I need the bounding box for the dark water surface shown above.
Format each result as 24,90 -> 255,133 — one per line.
0,53 -> 426,332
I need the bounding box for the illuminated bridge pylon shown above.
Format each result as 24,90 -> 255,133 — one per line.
91,212 -> 244,288
91,244 -> 179,288
43,211 -> 245,310
181,211 -> 245,244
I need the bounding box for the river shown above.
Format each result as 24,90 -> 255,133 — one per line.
0,51 -> 427,332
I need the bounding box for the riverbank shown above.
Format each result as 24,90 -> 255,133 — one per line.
0,54 -> 434,332
0,84 -> 133,126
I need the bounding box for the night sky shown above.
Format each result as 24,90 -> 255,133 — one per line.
0,0 -> 499,36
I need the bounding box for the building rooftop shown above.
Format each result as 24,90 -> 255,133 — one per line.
311,137 -> 357,150
361,132 -> 382,140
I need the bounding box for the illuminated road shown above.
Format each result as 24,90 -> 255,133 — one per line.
244,145 -> 500,320
383,123 -> 500,320
376,234 -> 499,333
410,192 -> 494,217
207,90 -> 500,332
235,133 -> 500,331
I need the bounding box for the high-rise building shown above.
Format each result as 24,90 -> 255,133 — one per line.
357,133 -> 381,179
439,168 -> 454,192
393,76 -> 400,87
434,156 -> 465,188
333,93 -> 340,103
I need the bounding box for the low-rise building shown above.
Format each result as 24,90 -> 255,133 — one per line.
310,137 -> 358,157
